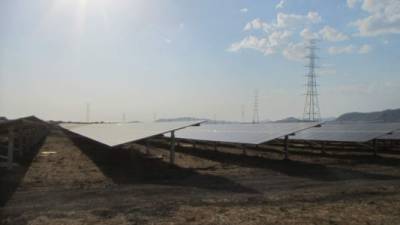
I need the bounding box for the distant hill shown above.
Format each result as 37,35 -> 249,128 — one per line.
275,117 -> 303,123
336,108 -> 400,122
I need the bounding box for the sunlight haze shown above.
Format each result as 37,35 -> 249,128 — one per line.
0,0 -> 399,122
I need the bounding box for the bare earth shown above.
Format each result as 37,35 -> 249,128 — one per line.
1,128 -> 400,225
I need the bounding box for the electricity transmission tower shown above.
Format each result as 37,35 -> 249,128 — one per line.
241,104 -> 245,123
252,90 -> 260,124
303,39 -> 321,122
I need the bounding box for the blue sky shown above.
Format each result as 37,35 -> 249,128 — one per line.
0,0 -> 399,122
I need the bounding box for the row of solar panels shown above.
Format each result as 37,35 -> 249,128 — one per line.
0,116 -> 49,132
167,122 -> 400,144
378,131 -> 400,140
60,121 -> 205,147
60,121 -> 400,148
0,116 -> 50,169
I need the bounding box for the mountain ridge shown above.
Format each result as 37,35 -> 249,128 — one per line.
336,108 -> 400,122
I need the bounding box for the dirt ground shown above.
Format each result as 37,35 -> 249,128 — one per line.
1,128 -> 400,225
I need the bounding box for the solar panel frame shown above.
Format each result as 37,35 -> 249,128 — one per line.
0,116 -> 49,133
166,122 -> 321,145
291,122 -> 400,142
60,121 -> 204,147
59,123 -> 92,130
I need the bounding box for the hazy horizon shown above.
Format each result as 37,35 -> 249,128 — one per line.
1,0 -> 399,122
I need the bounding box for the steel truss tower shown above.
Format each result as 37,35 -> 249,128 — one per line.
303,39 -> 321,122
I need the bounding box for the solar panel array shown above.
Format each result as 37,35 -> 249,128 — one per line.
166,122 -> 320,145
60,120 -> 400,147
0,116 -> 48,132
378,131 -> 400,140
58,123 -> 89,130
60,121 -> 203,147
292,122 -> 400,142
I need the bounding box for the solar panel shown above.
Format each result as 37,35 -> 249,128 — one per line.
378,131 -> 400,140
59,123 -> 90,130
292,122 -> 400,142
0,116 -> 48,132
166,122 -> 320,145
60,121 -> 203,147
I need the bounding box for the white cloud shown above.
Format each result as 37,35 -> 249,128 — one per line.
351,0 -> 400,36
276,0 -> 285,9
228,31 -> 292,55
243,18 -> 268,31
231,11 -> 325,61
179,23 -> 184,30
244,11 -> 322,32
347,0 -> 361,8
282,42 -> 307,61
276,12 -> 321,28
319,26 -> 349,42
358,44 -> 372,54
240,8 -> 248,13
227,36 -> 270,54
328,45 -> 355,55
300,28 -> 319,40
307,12 -> 322,23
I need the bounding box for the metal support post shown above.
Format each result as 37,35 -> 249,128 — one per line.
242,145 -> 247,155
7,128 -> 15,170
145,140 -> 150,155
321,141 -> 326,155
16,129 -> 23,157
170,131 -> 176,164
373,139 -> 377,156
27,128 -> 32,151
284,135 -> 289,160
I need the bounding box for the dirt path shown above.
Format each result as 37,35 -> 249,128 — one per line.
19,130 -> 111,190
1,129 -> 400,225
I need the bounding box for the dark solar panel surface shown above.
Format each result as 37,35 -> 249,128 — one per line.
292,122 -> 400,142
168,122 -> 320,145
378,131 -> 400,140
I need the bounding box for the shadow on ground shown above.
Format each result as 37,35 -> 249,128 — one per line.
251,143 -> 400,168
66,131 -> 258,194
286,148 -> 400,167
156,141 -> 400,182
0,136 -> 46,207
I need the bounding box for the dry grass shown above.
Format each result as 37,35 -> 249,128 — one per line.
1,128 -> 400,225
